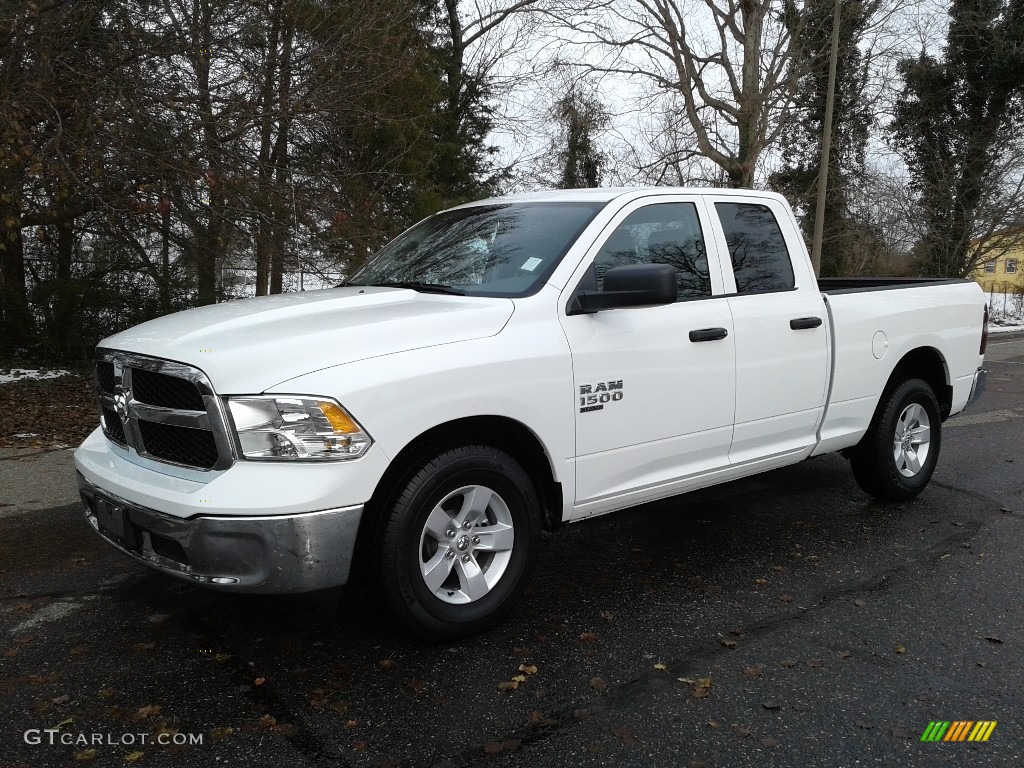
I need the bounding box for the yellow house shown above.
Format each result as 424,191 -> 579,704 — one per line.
973,241 -> 1024,293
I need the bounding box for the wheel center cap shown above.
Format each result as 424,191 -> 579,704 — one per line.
456,535 -> 469,551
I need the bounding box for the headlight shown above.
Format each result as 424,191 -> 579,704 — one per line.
227,396 -> 372,461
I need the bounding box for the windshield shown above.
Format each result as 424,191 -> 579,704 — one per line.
348,202 -> 605,297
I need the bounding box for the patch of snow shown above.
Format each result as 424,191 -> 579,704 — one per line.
985,290 -> 1024,333
12,433 -> 41,438
0,368 -> 71,384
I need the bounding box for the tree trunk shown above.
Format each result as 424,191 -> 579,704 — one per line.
0,202 -> 30,355
269,20 -> 293,295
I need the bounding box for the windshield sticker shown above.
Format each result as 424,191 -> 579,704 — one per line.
521,257 -> 543,272
579,380 -> 624,412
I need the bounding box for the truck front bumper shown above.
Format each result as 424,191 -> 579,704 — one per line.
78,472 -> 363,593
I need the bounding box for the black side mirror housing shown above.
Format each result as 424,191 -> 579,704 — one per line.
567,263 -> 678,315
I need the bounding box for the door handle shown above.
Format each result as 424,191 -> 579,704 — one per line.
688,327 -> 729,342
790,316 -> 823,330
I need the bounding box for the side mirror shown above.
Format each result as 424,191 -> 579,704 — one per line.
567,263 -> 678,315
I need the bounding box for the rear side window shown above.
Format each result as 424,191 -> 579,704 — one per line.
714,203 -> 795,294
592,203 -> 710,300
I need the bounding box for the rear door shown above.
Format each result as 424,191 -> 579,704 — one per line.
559,195 -> 737,516
706,196 -> 829,463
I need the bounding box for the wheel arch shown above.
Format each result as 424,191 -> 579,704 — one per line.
884,346 -> 952,419
365,415 -> 563,534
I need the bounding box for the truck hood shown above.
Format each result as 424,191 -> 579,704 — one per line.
99,287 -> 514,393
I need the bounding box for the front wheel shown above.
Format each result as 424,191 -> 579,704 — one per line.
374,446 -> 541,641
850,377 -> 942,501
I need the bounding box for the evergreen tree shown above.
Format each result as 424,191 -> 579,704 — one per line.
553,85 -> 609,189
770,0 -> 879,276
891,0 -> 1024,277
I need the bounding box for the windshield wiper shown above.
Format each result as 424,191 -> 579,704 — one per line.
354,281 -> 465,296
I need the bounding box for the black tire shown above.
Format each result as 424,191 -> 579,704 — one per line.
849,377 -> 942,501
373,445 -> 541,641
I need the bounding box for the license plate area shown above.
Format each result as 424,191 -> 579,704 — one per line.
95,497 -> 125,539
92,494 -> 141,549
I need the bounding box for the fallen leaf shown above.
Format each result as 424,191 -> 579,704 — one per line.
2,649 -> 17,658
894,645 -> 906,654
274,723 -> 298,737
721,639 -> 737,649
123,752 -> 144,763
131,642 -> 155,652
213,653 -> 232,663
254,677 -> 266,686
762,701 -> 781,710
654,662 -> 668,671
133,705 -> 161,720
483,739 -> 521,754
97,687 -> 116,699
346,719 -> 358,728
754,578 -> 767,585
573,708 -> 590,720
854,599 -> 866,607
688,679 -> 712,704
518,664 -> 538,675
258,714 -> 277,728
806,658 -> 824,668
760,736 -> 778,748
779,659 -> 796,668
511,674 -> 527,683
497,680 -> 519,692
706,720 -> 721,729
838,650 -> 852,660
855,719 -> 873,729
209,727 -> 234,740
69,645 -> 89,656
779,594 -> 794,603
612,726 -> 637,745
74,749 -> 97,761
743,666 -> 762,678
983,636 -> 1003,644
510,646 -> 530,657
404,679 -> 424,694
579,632 -> 599,643
527,710 -> 552,725
353,741 -> 367,751
52,694 -> 70,705
729,628 -> 745,637
589,677 -> 606,691
599,611 -> 614,622
731,724 -> 751,738
377,658 -> 395,671
15,635 -> 34,645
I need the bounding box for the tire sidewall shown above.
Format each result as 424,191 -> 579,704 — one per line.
877,379 -> 942,496
386,448 -> 540,637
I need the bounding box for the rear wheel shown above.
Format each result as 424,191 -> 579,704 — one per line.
850,377 -> 942,501
374,445 -> 541,641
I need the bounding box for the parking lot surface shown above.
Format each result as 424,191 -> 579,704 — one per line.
2,334 -> 1021,767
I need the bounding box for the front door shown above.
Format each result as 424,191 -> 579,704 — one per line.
559,197 -> 737,517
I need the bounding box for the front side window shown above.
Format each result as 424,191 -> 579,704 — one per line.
592,203 -> 710,300
349,202 -> 604,297
1007,258 -> 1018,274
984,261 -> 997,273
715,202 -> 795,294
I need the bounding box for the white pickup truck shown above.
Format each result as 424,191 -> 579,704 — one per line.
75,188 -> 988,639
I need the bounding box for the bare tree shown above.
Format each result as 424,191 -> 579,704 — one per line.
561,0 -> 802,188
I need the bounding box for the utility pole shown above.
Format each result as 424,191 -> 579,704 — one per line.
810,0 -> 843,277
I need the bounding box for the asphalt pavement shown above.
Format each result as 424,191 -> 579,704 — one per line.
1,334 -> 1021,768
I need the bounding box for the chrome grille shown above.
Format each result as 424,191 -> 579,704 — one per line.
93,350 -> 234,471
131,367 -> 207,411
